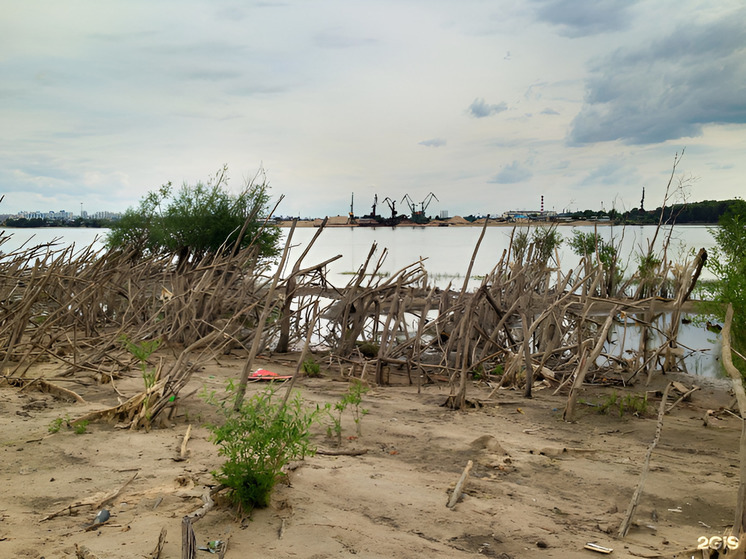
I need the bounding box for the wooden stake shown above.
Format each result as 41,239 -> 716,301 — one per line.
178,424 -> 192,461
447,459 -> 474,509
182,516 -> 196,559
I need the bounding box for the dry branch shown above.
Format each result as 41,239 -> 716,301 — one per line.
41,472 -> 138,522
16,377 -> 86,402
618,383 -> 672,538
316,448 -> 369,456
149,526 -> 168,559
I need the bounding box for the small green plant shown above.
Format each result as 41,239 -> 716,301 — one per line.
205,381 -> 318,513
345,381 -> 369,437
492,364 -> 505,377
48,415 -> 89,434
597,391 -> 649,417
73,420 -> 89,435
621,393 -> 649,416
327,401 -> 345,445
326,380 -> 369,444
48,416 -> 65,434
302,358 -> 321,377
121,336 -> 162,423
471,365 -> 485,381
120,335 -> 162,389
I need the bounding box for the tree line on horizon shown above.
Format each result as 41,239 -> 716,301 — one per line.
3,197 -> 745,229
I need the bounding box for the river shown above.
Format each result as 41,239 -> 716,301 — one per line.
0,224 -> 717,284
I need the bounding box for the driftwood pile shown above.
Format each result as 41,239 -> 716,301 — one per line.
0,220 -> 708,430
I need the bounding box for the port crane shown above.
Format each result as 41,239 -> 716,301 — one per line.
420,192 -> 439,214
401,194 -> 417,215
401,192 -> 439,223
382,197 -> 398,219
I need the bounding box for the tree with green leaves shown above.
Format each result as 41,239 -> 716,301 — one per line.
106,166 -> 281,265
704,203 -> 746,371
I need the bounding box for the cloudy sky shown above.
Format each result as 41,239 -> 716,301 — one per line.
2,0 -> 745,218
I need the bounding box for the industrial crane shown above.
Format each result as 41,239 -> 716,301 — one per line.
401,192 -> 439,223
401,194 -> 417,215
420,192 -> 439,213
382,197 -> 397,219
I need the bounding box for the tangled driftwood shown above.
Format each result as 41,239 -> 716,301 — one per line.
0,218 -> 708,427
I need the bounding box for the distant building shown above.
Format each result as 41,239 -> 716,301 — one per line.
11,209 -> 122,221
502,210 -> 557,221
91,211 -> 122,220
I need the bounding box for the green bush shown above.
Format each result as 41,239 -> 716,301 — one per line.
206,382 -> 318,512
703,206 -> 746,371
106,166 -> 280,266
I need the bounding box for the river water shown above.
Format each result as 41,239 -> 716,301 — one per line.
1,224 -> 723,377
0,224 -> 717,281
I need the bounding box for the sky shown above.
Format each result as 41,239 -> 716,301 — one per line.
2,1 -> 745,219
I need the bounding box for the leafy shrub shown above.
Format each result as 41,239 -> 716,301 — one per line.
206,382 -> 318,512
106,166 -> 280,266
703,206 -> 746,371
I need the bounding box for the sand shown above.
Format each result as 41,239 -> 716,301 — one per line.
0,353 -> 740,558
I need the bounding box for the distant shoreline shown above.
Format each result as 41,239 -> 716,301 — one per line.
273,219 -> 715,228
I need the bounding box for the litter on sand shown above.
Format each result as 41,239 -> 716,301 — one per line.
250,369 -> 292,381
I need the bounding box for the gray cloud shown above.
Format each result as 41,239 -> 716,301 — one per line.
541,108 -> 560,115
489,161 -> 532,184
570,10 -> 746,145
580,162 -> 638,187
419,138 -> 446,147
468,98 -> 508,118
533,0 -> 640,38
314,29 -> 377,49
